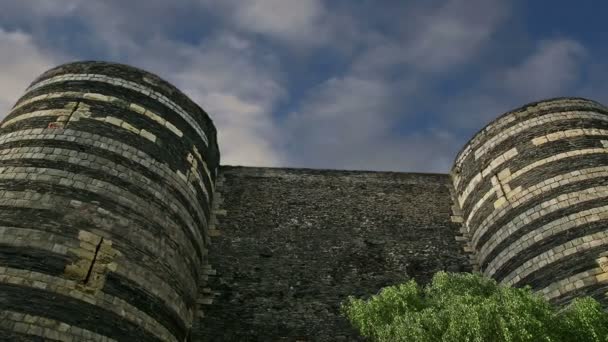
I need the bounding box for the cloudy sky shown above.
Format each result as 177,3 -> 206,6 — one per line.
0,0 -> 606,173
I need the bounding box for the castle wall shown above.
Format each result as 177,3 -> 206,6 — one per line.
452,97 -> 608,307
0,62 -> 219,341
194,166 -> 471,341
4,61 -> 607,341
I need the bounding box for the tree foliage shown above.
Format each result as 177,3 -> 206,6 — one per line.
341,272 -> 608,342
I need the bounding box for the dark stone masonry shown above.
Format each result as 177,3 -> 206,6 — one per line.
452,98 -> 608,308
0,61 -> 606,341
193,167 -> 470,341
0,61 -> 219,342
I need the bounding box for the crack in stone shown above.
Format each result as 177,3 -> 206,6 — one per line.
83,237 -> 104,285
494,173 -> 511,204
64,101 -> 81,129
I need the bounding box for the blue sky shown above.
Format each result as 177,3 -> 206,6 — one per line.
0,0 -> 607,173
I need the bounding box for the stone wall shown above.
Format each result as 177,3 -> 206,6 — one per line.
194,166 -> 471,341
4,61 -> 607,341
0,61 -> 219,341
451,97 -> 608,307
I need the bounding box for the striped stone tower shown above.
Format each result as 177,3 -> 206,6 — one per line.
0,61 -> 219,341
452,97 -> 608,307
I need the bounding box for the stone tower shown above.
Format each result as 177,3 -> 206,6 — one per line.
0,61 -> 219,341
1,61 -> 608,341
452,98 -> 608,307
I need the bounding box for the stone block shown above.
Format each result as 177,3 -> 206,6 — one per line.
104,116 -> 123,126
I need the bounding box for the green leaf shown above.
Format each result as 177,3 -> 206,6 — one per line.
340,272 -> 608,342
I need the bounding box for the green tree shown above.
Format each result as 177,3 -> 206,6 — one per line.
341,272 -> 608,342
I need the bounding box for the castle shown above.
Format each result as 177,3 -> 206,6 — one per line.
0,61 -> 606,341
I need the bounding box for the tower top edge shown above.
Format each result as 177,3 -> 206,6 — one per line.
451,96 -> 607,172
28,60 -> 219,150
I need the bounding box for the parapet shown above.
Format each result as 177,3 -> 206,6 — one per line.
451,97 -> 608,307
0,61 -> 219,341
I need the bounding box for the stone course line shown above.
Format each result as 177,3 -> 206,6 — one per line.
539,267 -> 606,300
474,184 -> 608,256
1,108 -> 74,128
6,104 -> 162,161
453,99 -> 603,172
458,147 -> 518,207
451,170 -> 462,190
24,74 -> 209,146
8,89 -> 213,190
0,144 -> 204,250
0,183 -> 198,306
0,164 -> 204,265
502,230 -> 608,287
473,111 -> 608,161
465,148 -> 608,228
485,202 -> 608,277
0,309 -> 116,342
532,128 -> 608,146
0,226 -> 75,255
0,128 -> 210,221
71,209 -> 193,324
474,165 -> 608,260
0,266 -> 178,342
468,188 -> 497,223
501,147 -> 608,184
0,190 -> 193,319
110,256 -> 193,327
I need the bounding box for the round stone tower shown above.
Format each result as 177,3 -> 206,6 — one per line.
451,97 -> 608,307
0,61 -> 219,341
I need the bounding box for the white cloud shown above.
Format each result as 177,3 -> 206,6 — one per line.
231,0 -> 327,43
353,129 -> 462,173
0,28 -> 62,117
197,0 -> 360,50
403,0 -> 509,71
283,73 -> 464,172
131,33 -> 287,167
503,39 -> 586,99
350,0 -> 510,74
203,92 -> 280,166
0,0 -> 80,18
0,0 -> 203,58
281,0 -> 513,172
439,37 -> 588,140
0,0 -> 289,167
2,0 -> 594,175
284,75 -> 406,170
575,62 -> 608,105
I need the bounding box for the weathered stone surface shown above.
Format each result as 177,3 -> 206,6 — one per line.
0,61 -> 219,342
452,97 -> 608,308
193,166 -> 471,341
3,61 -> 608,341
